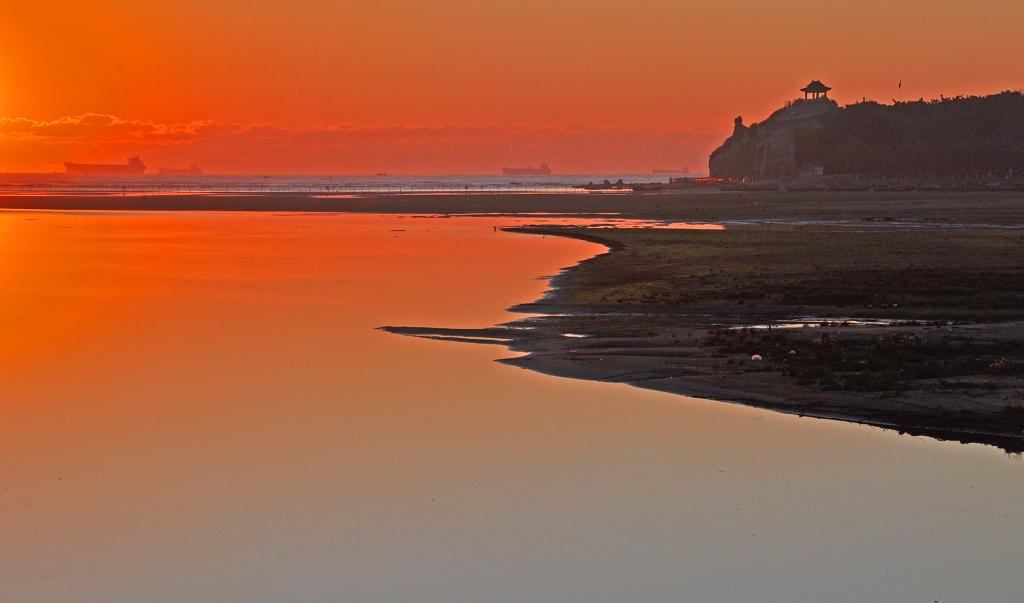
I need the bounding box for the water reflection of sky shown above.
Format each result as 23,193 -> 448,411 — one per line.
0,211 -> 1022,602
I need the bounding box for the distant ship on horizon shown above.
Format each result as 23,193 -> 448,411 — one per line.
64,156 -> 146,175
502,163 -> 551,176
159,164 -> 203,175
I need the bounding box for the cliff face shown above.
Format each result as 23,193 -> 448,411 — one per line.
709,98 -> 839,180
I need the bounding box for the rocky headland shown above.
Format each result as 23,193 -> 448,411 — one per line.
710,91 -> 1024,182
709,98 -> 839,181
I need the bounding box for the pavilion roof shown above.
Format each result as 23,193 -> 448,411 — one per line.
801,80 -> 832,93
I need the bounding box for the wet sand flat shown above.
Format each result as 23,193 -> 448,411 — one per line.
4,189 -> 1024,226
392,224 -> 1024,450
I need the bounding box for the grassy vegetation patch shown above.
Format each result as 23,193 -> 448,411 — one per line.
538,227 -> 1024,320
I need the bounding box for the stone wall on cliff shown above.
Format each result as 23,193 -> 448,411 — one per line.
709,98 -> 839,181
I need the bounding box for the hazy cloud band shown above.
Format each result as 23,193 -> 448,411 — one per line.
0,114 -> 724,174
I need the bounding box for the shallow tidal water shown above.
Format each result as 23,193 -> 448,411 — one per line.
1,211 -> 1022,602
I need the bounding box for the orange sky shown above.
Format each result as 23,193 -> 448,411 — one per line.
2,0 -> 1022,174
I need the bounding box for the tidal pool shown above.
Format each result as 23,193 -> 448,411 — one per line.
1,211 -> 1022,602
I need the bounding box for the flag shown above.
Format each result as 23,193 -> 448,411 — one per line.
898,80 -> 902,88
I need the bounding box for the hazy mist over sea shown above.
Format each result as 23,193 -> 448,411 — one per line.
0,172 -> 706,196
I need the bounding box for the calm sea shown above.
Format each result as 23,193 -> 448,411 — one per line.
1,211 -> 1022,602
0,173 -> 698,196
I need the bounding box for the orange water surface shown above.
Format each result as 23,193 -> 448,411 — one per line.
1,211 -> 1023,602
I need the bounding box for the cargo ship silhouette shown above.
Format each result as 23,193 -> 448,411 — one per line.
159,164 -> 203,175
502,163 -> 551,175
64,156 -> 146,175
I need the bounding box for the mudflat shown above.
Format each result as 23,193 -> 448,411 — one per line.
9,189 -> 1024,449
3,188 -> 1024,226
376,191 -> 1024,451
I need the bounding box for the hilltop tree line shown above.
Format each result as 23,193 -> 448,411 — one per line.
795,91 -> 1024,178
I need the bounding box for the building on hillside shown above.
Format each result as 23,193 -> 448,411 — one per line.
801,80 -> 831,100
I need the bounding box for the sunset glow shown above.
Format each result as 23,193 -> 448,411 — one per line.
6,4 -> 1024,598
2,0 -> 1023,172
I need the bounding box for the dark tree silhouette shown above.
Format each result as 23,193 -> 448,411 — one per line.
796,92 -> 1024,178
